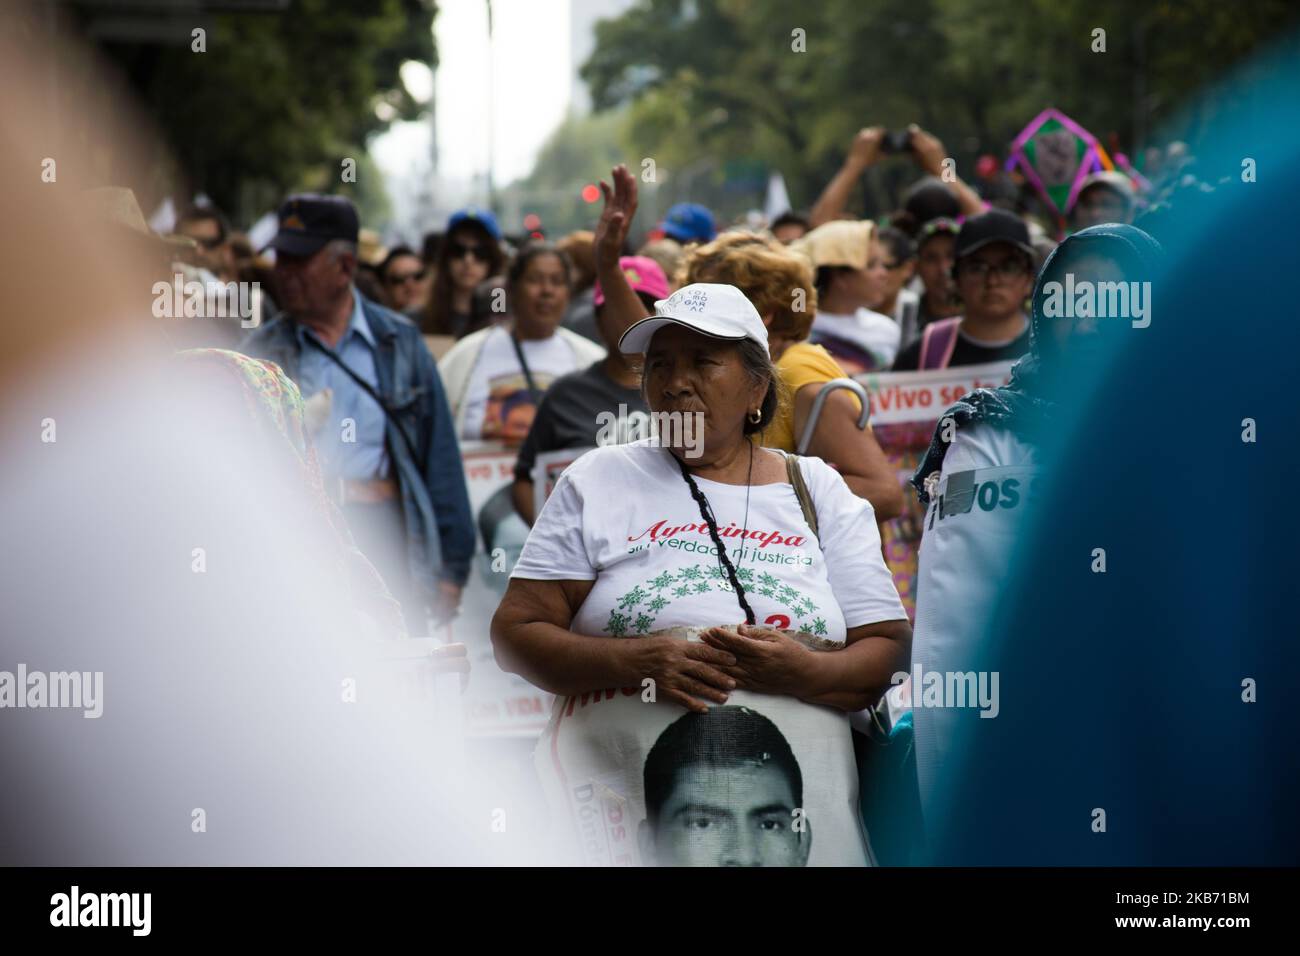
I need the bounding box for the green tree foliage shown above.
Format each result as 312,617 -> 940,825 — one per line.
581,0 -> 1300,214
98,0 -> 435,223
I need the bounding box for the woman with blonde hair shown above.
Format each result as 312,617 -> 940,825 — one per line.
679,232 -> 901,518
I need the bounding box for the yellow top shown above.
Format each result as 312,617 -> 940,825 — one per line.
761,341 -> 864,452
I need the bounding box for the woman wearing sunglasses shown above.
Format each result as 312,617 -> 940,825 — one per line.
422,208 -> 507,338
377,245 -> 429,319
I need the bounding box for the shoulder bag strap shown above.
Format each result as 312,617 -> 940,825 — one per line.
919,316 -> 961,370
782,450 -> 820,544
301,335 -> 421,463
509,331 -> 542,403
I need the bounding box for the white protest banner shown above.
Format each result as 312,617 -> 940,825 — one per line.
452,441 -> 553,738
852,361 -> 1015,619
858,361 -> 1015,426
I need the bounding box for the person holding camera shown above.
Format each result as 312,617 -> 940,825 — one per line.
809,125 -> 986,229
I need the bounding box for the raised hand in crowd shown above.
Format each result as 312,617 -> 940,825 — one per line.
906,124 -> 986,217
592,163 -> 653,341
810,126 -> 885,227
847,125 -> 887,170
811,124 -> 985,226
594,163 -> 638,271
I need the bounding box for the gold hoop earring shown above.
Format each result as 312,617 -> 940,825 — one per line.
748,409 -> 762,425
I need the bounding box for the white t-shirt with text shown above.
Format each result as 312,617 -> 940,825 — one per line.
515,440 -> 907,867
512,440 -> 906,640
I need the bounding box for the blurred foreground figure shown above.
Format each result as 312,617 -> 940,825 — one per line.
177,347 -> 409,638
909,224 -> 1164,845
906,75 -> 1300,858
0,6 -> 556,868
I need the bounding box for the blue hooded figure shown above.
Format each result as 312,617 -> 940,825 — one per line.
912,222 -> 1166,497
907,146 -> 1300,865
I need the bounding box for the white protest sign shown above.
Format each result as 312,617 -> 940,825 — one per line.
532,446 -> 595,520
452,441 -> 553,738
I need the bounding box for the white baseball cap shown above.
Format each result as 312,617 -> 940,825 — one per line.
617,282 -> 769,354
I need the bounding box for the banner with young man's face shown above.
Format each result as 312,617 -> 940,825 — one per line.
535,628 -> 871,867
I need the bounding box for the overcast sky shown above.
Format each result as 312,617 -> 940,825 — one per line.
373,0 -> 573,194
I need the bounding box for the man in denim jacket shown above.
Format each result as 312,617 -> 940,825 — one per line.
241,194 -> 474,634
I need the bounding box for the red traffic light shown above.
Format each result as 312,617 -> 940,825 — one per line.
581,184 -> 600,203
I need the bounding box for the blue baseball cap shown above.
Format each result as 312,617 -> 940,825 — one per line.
660,202 -> 717,243
447,207 -> 502,241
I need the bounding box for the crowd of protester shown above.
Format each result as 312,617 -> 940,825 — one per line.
125,118 -> 1198,865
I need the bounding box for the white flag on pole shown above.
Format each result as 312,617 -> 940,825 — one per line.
764,171 -> 792,222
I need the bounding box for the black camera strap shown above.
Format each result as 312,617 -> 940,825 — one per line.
301,334 -> 421,464
508,331 -> 542,403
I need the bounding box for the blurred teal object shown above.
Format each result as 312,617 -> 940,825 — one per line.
921,34 -> 1300,865
855,707 -> 922,867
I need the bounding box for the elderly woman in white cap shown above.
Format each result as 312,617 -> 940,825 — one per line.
492,283 -> 910,867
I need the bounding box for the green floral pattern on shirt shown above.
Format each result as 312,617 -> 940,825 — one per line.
604,562 -> 825,636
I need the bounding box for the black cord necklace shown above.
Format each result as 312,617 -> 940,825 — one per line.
673,440 -> 757,625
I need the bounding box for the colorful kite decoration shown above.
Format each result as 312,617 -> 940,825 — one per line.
1005,108 -> 1116,219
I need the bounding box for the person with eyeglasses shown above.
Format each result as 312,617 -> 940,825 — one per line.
377,245 -> 429,318
421,208 -> 507,338
891,210 -> 1035,371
